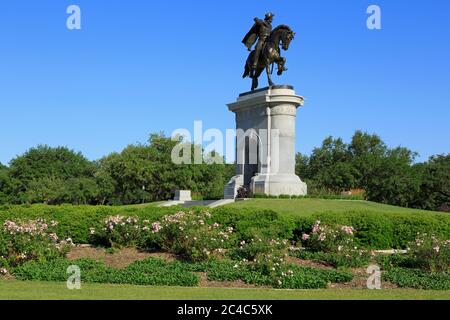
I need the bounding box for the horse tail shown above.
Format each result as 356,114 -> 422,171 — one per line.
243,63 -> 250,78
243,51 -> 255,78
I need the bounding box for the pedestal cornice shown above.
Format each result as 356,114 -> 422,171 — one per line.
227,85 -> 304,114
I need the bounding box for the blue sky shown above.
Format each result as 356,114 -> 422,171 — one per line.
0,0 -> 449,165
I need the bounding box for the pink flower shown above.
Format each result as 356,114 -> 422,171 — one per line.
48,233 -> 59,242
341,226 -> 354,235
0,268 -> 8,275
302,234 -> 310,241
312,221 -> 321,233
151,222 -> 162,233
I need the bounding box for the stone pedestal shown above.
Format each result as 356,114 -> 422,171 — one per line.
174,190 -> 192,201
224,85 -> 307,199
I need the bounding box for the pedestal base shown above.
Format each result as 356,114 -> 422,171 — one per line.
224,175 -> 244,199
224,85 -> 308,199
250,174 -> 307,197
224,173 -> 307,198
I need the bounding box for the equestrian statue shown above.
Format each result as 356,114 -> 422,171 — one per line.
242,12 -> 296,90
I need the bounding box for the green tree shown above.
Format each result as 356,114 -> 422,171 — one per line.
0,163 -> 11,204
8,145 -> 96,204
306,136 -> 356,193
348,131 -> 387,189
364,147 -> 421,207
96,133 -> 233,204
416,154 -> 450,211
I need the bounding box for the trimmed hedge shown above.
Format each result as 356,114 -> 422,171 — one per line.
212,207 -> 450,249
0,204 -> 182,244
1,204 -> 449,249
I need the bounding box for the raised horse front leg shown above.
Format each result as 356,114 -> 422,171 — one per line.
276,57 -> 287,76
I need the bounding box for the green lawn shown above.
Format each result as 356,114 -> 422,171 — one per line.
1,280 -> 449,300
227,199 -> 441,217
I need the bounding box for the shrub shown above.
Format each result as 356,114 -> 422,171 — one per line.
229,237 -> 290,261
279,265 -> 353,289
91,215 -> 143,248
296,250 -> 372,268
200,260 -> 245,282
12,254 -> 353,289
375,254 -> 417,270
0,219 -> 70,269
407,234 -> 449,272
13,257 -> 200,287
300,221 -> 357,253
186,259 -> 353,289
148,211 -> 237,262
298,221 -> 373,267
0,204 -> 181,244
1,204 -> 449,250
293,211 -> 450,249
383,268 -> 450,290
241,264 -> 353,289
233,210 -> 295,241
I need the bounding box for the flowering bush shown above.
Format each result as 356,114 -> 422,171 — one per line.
301,221 -> 357,253
91,215 -> 144,248
0,219 -> 70,269
148,211 -> 237,262
408,234 -> 449,272
299,221 -> 372,267
230,237 -> 297,287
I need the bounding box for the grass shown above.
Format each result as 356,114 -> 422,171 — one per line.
1,280 -> 449,300
227,198 -> 442,217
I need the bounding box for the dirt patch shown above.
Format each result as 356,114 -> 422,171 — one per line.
67,246 -> 178,269
286,256 -> 334,270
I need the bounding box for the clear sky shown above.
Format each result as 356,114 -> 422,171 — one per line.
0,0 -> 449,165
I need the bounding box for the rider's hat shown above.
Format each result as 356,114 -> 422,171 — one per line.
265,12 -> 274,20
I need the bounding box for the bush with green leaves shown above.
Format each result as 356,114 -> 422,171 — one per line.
294,211 -> 450,249
147,211 -> 237,262
300,220 -> 357,253
1,204 -> 449,250
181,259 -> 352,289
0,219 -> 71,273
12,254 -> 353,289
13,257 -> 200,287
383,268 -> 450,290
296,250 -> 372,268
298,221 -> 373,267
0,204 -> 182,244
407,234 -> 449,272
90,215 -> 143,248
375,253 -> 417,270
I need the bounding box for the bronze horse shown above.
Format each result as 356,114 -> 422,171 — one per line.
243,25 -> 295,91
